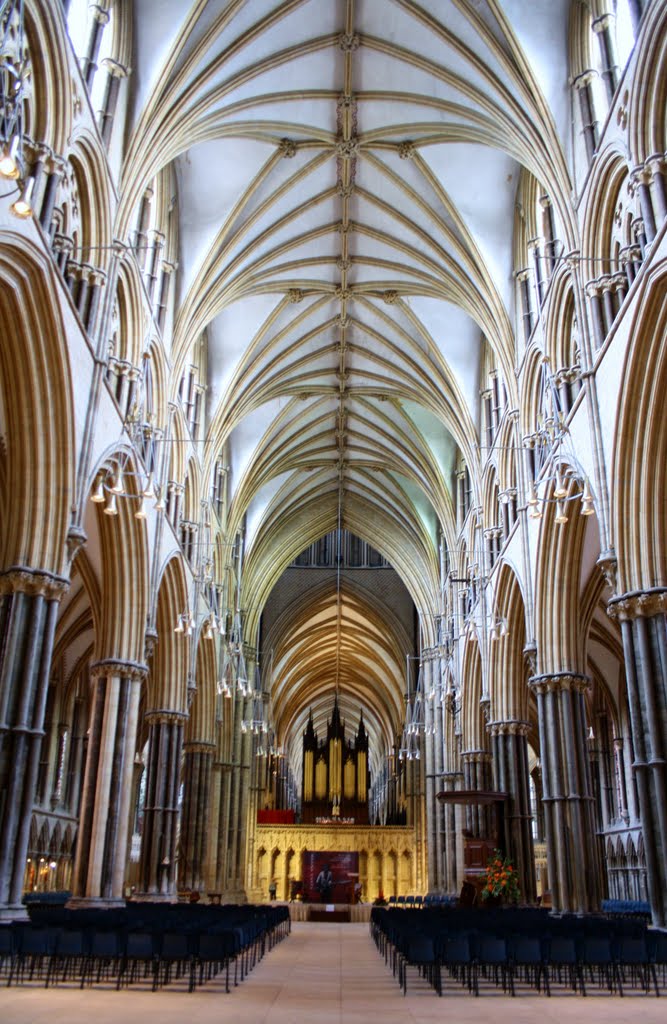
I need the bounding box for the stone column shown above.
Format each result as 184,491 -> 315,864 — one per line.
84,268 -> 107,336
608,589 -> 667,928
82,4 -> 110,90
221,684 -> 251,898
528,673 -> 600,914
0,569 -> 68,921
134,187 -> 153,271
39,154 -> 65,235
234,715 -> 253,895
573,71 -> 599,161
592,13 -> 619,102
632,167 -> 657,243
586,280 -> 606,349
98,59 -> 129,148
423,661 -> 437,891
489,720 -> 536,903
515,268 -> 534,340
432,680 -> 446,890
646,155 -> 667,227
70,659 -> 146,906
440,771 -> 461,893
179,741 -> 214,893
137,711 -> 185,897
460,750 -> 493,836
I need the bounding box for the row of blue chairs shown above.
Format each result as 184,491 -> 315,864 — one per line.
371,906 -> 666,997
0,902 -> 290,993
386,894 -> 458,909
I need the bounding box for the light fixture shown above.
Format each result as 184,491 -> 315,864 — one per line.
9,176 -> 33,218
553,467 -> 568,499
110,467 -> 124,494
134,495 -> 148,520
142,471 -> 156,500
527,468 -> 596,525
399,656 -> 424,760
581,479 -> 595,516
0,136 -> 19,179
555,500 -> 568,525
103,492 -> 118,516
489,615 -> 509,641
91,476 -> 105,503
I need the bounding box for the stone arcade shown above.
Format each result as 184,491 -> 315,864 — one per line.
1,0 -> 667,942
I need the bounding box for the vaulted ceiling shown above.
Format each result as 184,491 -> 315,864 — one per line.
120,0 -> 574,767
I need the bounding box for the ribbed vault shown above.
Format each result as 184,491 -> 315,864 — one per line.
111,0 -> 581,771
263,576 -> 412,788
118,0 -> 576,591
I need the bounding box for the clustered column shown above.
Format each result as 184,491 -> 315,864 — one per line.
138,711 -> 185,896
71,659 -> 145,905
0,569 -> 68,920
608,588 -> 667,928
529,672 -> 600,914
460,750 -> 493,836
179,740 -> 215,894
423,658 -> 438,891
489,720 -> 536,903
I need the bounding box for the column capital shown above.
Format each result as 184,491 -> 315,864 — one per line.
607,587 -> 667,621
90,658 -> 148,681
487,719 -> 531,737
571,69 -> 597,90
644,153 -> 667,179
528,672 -> 590,695
89,4 -> 111,26
591,13 -> 614,33
184,741 -> 216,754
144,709 -> 187,725
460,749 -> 492,764
0,566 -> 69,601
585,277 -> 604,299
631,164 -> 653,188
101,58 -> 131,79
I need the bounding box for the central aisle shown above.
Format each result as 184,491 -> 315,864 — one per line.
2,921 -> 667,1024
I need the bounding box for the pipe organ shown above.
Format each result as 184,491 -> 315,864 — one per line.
301,699 -> 369,824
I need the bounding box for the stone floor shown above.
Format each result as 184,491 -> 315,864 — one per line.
1,921 -> 665,1024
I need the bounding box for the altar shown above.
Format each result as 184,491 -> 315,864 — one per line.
288,900 -> 372,923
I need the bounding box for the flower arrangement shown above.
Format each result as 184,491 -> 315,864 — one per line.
481,849 -> 520,903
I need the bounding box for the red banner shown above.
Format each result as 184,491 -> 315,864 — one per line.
257,809 -> 295,825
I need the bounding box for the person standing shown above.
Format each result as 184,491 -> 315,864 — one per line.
315,863 -> 333,902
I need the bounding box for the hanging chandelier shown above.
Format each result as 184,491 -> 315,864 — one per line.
399,656 -> 425,760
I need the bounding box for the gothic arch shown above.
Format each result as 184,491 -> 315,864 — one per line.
534,469 -> 589,674
0,236 -> 74,574
628,0 -> 667,161
150,554 -> 189,712
459,637 -> 485,753
93,448 -> 149,663
612,269 -> 667,590
488,563 -> 529,724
